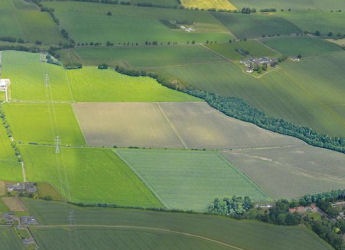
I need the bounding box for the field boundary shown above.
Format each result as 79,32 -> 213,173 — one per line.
114,150 -> 169,208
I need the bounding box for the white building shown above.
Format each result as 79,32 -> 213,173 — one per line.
0,78 -> 11,102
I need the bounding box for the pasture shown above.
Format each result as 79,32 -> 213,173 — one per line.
160,51 -> 345,137
3,103 -> 85,146
223,144 -> 345,199
0,119 -> 21,181
277,10 -> 345,35
24,199 -> 333,250
0,0 -> 63,44
207,40 -> 279,60
213,12 -> 301,39
180,0 -> 237,10
2,51 -> 73,102
68,67 -> 197,102
0,227 -> 23,250
73,102 -> 303,149
20,145 -> 162,207
58,45 -> 222,68
43,2 -> 231,44
116,148 -> 269,211
230,0 -> 345,10
262,36 -> 343,57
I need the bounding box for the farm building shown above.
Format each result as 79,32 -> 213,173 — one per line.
0,78 -> 10,102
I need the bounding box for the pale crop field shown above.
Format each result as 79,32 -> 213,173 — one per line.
73,102 -> 184,148
73,102 -> 303,149
181,0 -> 237,10
116,149 -> 269,211
20,145 -> 162,207
223,145 -> 345,199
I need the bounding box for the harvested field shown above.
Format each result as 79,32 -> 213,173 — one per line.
223,145 -> 345,199
180,0 -> 237,10
2,197 -> 26,211
74,102 -> 304,149
73,102 -> 184,148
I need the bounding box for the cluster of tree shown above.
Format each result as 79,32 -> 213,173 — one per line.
208,196 -> 253,216
0,105 -> 22,162
300,189 -> 345,206
241,8 -> 256,14
182,89 -> 345,154
260,8 -> 277,12
98,64 -> 108,69
0,44 -> 41,53
0,37 -> 25,43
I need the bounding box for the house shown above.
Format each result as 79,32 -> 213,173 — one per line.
0,79 -> 10,90
2,212 -> 15,225
7,183 -> 25,192
20,216 -> 38,225
25,182 -> 37,193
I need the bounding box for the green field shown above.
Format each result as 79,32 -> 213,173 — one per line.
43,1 -> 231,44
24,199 -> 332,250
207,40 -> 279,60
68,67 -> 198,102
277,10 -> 345,35
262,36 -> 343,57
116,149 -> 269,211
0,119 -> 21,181
2,51 -> 73,102
230,0 -> 345,10
0,227 -> 24,250
130,0 -> 179,7
58,45 -> 221,68
20,145 -> 162,207
213,12 -> 301,39
3,103 -> 85,146
0,0 -> 63,44
159,50 -> 345,137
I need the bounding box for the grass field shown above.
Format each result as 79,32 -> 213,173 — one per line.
223,144 -> 345,199
116,149 -> 269,211
43,1 -> 231,44
131,0 -> 180,7
213,12 -> 301,39
68,67 -> 198,102
2,51 -> 73,102
58,45 -> 222,68
0,227 -> 24,250
20,145 -> 162,207
207,40 -> 279,60
73,102 -> 302,149
262,37 -> 343,57
230,0 -> 345,10
277,10 -> 345,35
3,103 -> 85,146
180,0 -> 237,10
24,199 -> 333,250
0,122 -> 22,181
0,0 -> 63,44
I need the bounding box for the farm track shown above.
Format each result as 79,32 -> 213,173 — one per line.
31,224 -> 244,250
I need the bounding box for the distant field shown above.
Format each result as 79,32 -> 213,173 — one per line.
0,227 -> 23,250
24,199 -> 333,250
230,0 -> 345,10
68,67 -> 198,102
0,120 -> 21,181
159,51 -> 345,137
20,145 -> 162,207
0,0 -> 63,44
116,149 -> 269,211
277,10 -> 345,35
213,13 -> 301,39
58,45 -> 221,68
223,145 -> 345,199
2,51 -> 73,102
262,37 -> 343,57
43,2 -> 231,44
73,102 -> 302,149
130,0 -> 179,7
3,103 -> 85,146
180,0 -> 237,10
207,40 -> 279,60
31,227 -> 231,250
